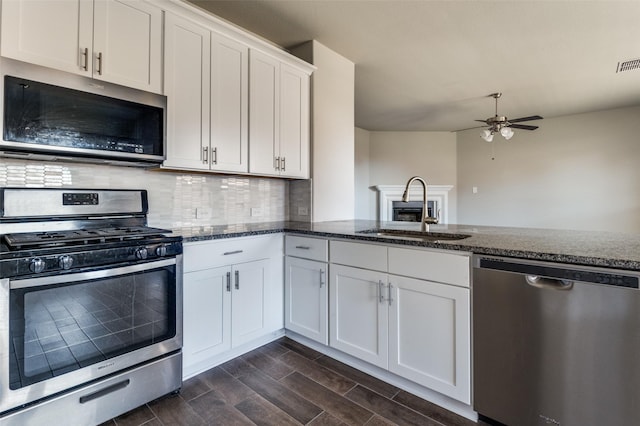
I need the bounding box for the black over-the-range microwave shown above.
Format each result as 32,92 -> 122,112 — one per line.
1,71 -> 165,166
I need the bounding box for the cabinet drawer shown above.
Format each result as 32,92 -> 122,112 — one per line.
388,247 -> 470,287
184,234 -> 283,272
285,235 -> 328,261
330,240 -> 387,271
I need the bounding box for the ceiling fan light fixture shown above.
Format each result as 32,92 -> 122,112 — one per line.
481,129 -> 494,142
500,126 -> 514,140
472,92 -> 542,143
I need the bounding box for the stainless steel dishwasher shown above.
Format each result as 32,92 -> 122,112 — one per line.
473,255 -> 640,426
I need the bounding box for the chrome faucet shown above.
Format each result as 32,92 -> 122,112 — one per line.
402,176 -> 439,227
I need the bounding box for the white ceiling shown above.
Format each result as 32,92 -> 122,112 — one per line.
188,0 -> 640,132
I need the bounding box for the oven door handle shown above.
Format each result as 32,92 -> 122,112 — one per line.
9,258 -> 177,290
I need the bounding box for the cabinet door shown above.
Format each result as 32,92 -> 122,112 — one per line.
92,0 -> 162,93
329,264 -> 388,368
279,63 -> 310,178
163,12 -> 211,170
183,266 -> 232,377
1,0 -> 93,76
231,259 -> 270,347
388,275 -> 470,403
210,34 -> 248,173
285,257 -> 328,344
249,49 -> 279,176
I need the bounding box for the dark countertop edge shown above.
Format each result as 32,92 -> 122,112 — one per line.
177,225 -> 640,271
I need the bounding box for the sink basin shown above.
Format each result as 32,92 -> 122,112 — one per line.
358,228 -> 471,242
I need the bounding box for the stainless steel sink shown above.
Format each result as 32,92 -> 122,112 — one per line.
357,228 -> 471,242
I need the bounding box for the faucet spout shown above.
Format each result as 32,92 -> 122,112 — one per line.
401,176 -> 439,226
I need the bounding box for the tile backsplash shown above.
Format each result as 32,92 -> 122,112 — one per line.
0,158 -> 297,229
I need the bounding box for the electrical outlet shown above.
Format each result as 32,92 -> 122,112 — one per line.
195,207 -> 212,219
298,206 -> 309,216
472,186 -> 478,194
251,207 -> 263,217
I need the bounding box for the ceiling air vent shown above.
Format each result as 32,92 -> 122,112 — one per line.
616,58 -> 640,73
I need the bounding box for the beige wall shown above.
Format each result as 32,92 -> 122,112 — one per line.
354,127 -> 371,219
355,130 -> 458,221
457,105 -> 640,232
292,41 -> 355,222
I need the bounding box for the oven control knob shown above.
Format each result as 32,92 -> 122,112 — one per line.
155,245 -> 168,257
58,255 -> 74,270
135,247 -> 149,260
29,258 -> 46,273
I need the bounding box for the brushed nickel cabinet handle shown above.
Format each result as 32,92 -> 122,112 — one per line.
235,270 -> 240,290
223,250 -> 243,256
226,272 -> 231,292
80,47 -> 89,71
319,269 -> 325,288
295,245 -> 310,250
96,52 -> 103,75
212,147 -> 218,164
281,157 -> 286,171
387,283 -> 393,306
203,146 -> 208,164
378,280 -> 385,303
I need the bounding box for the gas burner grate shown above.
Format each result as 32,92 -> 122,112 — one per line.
3,226 -> 172,250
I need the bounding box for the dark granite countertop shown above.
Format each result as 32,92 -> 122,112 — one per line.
173,220 -> 640,270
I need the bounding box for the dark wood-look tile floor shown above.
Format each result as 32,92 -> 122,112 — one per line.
101,337 -> 477,426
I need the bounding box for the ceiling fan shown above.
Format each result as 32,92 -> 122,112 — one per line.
474,93 -> 543,142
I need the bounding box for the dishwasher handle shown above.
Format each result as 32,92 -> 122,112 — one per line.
525,275 -> 574,291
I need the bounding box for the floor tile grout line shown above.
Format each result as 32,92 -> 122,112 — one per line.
386,391 -> 451,426
283,370 -> 380,426
233,392 -> 304,426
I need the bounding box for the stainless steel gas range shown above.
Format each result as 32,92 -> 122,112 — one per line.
0,188 -> 183,425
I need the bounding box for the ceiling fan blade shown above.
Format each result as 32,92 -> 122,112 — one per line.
474,119 -> 488,123
455,125 -> 487,132
508,115 -> 543,123
510,124 -> 539,130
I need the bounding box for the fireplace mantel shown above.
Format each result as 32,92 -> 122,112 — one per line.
374,184 -> 453,223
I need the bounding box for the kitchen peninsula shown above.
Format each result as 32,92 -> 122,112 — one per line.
177,219 -> 640,269
179,219 -> 640,424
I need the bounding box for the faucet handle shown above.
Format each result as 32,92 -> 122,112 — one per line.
425,216 -> 439,225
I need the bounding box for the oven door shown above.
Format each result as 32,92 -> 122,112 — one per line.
0,257 -> 182,414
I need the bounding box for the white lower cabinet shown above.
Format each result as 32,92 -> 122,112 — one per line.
284,235 -> 329,344
388,274 -> 470,403
183,266 -> 231,366
231,259 -> 270,347
182,235 -> 283,378
329,240 -> 471,404
329,264 -> 388,368
284,257 -> 328,344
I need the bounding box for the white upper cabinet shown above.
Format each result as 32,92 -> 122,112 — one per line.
249,49 -> 310,178
1,0 -> 163,94
163,11 -> 250,173
210,34 -> 249,173
163,12 -> 212,170
92,0 -> 162,93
